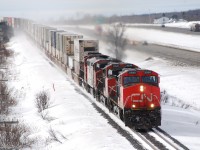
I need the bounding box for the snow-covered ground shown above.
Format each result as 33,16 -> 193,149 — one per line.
125,27 -> 200,52
6,31 -> 200,149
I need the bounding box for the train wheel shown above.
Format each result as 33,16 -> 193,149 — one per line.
107,98 -> 113,112
119,109 -> 124,121
93,89 -> 96,98
96,92 -> 100,102
79,78 -> 82,86
86,84 -> 90,93
104,97 -> 107,106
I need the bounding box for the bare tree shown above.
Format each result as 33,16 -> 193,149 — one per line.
46,126 -> 67,145
107,22 -> 128,60
35,90 -> 51,120
35,90 -> 50,113
0,123 -> 36,149
48,127 -> 62,144
0,83 -> 17,115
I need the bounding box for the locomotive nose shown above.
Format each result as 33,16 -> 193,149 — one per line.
131,84 -> 159,109
142,84 -> 160,109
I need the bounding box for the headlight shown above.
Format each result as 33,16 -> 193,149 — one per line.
140,85 -> 144,92
150,104 -> 155,108
132,104 -> 136,108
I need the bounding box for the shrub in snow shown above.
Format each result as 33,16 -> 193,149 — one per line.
46,127 -> 67,144
161,90 -> 169,104
161,89 -> 193,109
35,90 -> 50,113
0,83 -> 17,115
0,123 -> 36,149
35,90 -> 52,120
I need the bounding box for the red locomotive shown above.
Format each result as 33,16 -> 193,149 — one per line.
117,69 -> 161,129
84,56 -> 161,129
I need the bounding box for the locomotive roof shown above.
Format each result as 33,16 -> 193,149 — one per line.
87,55 -> 110,64
105,62 -> 134,67
118,68 -> 159,77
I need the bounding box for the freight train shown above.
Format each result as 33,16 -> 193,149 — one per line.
3,17 -> 161,129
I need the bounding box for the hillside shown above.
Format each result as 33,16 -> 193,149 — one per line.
53,9 -> 200,24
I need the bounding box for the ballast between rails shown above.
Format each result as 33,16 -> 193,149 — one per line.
4,17 -> 161,130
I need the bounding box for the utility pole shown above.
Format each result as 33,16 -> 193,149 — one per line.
149,9 -> 151,24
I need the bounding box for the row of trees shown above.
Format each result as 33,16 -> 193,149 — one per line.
0,46 -> 35,148
50,9 -> 200,25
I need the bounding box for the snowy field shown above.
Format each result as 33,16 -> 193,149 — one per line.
6,32 -> 200,149
125,27 -> 200,52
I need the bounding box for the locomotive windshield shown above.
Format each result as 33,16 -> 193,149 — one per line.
123,75 -> 158,86
124,76 -> 140,85
142,76 -> 158,85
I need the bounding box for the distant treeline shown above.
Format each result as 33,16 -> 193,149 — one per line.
55,9 -> 200,24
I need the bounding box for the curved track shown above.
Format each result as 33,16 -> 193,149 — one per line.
131,127 -> 190,150
154,127 -> 189,150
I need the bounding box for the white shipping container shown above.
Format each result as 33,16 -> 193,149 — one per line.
74,60 -> 81,75
68,56 -> 74,69
74,39 -> 99,62
55,30 -> 65,58
63,34 -> 83,56
63,53 -> 68,66
59,32 -> 68,62
44,27 -> 56,51
49,29 -> 57,55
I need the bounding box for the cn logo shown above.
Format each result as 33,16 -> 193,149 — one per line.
132,93 -> 159,102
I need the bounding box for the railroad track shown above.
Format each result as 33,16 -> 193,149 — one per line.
131,127 -> 189,150
154,127 -> 189,150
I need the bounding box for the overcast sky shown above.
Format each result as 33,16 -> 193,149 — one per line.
0,0 -> 200,20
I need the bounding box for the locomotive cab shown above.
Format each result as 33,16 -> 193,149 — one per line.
86,56 -> 119,96
83,52 -> 102,82
102,63 -> 138,99
118,69 -> 161,129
